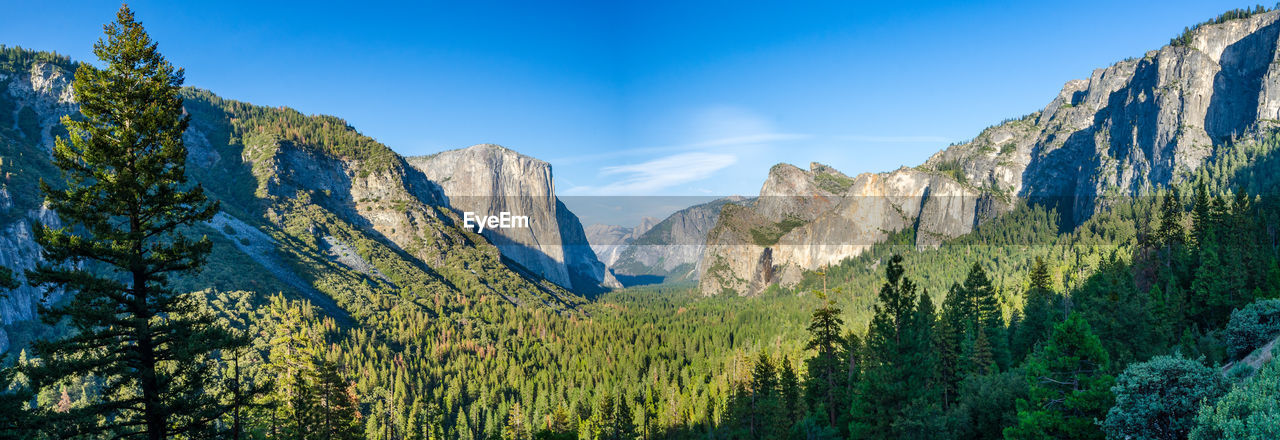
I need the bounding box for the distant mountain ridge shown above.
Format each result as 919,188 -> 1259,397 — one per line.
701,9 -> 1280,295
586,197 -> 739,286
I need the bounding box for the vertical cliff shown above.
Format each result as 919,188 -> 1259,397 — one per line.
701,10 -> 1280,295
407,144 -> 620,294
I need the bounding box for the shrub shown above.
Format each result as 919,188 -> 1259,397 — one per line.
1226,299 -> 1280,359
1104,355 -> 1227,440
1191,347 -> 1280,439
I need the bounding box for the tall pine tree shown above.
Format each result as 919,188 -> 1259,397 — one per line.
1012,257 -> 1061,362
1005,313 -> 1114,440
25,6 -> 239,439
802,295 -> 849,433
850,255 -> 941,439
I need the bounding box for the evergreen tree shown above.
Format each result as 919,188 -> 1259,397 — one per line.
963,263 -> 1010,372
641,389 -> 659,440
1191,181 -> 1211,246
503,402 -> 530,440
850,255 -> 941,439
313,356 -> 361,440
535,404 -> 575,440
1005,314 -> 1114,440
1013,258 -> 1060,362
938,283 -> 966,409
747,352 -> 780,439
614,393 -> 637,440
802,295 -> 848,433
24,6 -> 237,439
1103,355 -> 1226,440
968,329 -> 995,377
778,356 -> 801,428
1156,188 -> 1185,247
596,394 -> 616,440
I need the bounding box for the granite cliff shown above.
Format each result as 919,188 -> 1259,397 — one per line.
701,10 -> 1280,295
604,198 -> 739,284
407,144 -> 621,293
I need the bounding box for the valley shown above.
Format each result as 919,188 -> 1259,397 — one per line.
4,3 -> 1280,440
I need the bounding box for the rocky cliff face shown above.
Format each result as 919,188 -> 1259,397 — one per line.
407,144 -> 620,293
698,163 -> 992,295
702,11 -> 1280,295
929,11 -> 1280,223
605,198 -> 737,283
0,60 -> 82,352
585,217 -> 657,267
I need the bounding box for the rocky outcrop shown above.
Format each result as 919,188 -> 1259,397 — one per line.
604,198 -> 738,283
586,217 -> 658,267
930,11 -> 1280,224
3,61 -> 77,150
0,206 -> 64,325
407,144 -> 620,293
701,10 -> 1280,295
699,162 -> 988,295
0,60 -> 81,352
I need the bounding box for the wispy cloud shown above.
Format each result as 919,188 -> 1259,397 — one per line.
835,135 -> 951,143
549,132 -> 807,165
564,152 -> 738,195
689,132 -> 811,148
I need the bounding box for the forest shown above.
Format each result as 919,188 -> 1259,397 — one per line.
4,4 -> 1280,440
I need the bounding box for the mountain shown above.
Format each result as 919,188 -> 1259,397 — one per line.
407,144 -> 621,294
701,9 -> 1280,296
585,217 -> 658,266
0,49 -> 597,354
607,197 -> 740,284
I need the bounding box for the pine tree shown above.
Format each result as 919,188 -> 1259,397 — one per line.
778,356 -> 801,428
938,283 -> 966,409
850,255 -> 940,439
747,352 -> 780,439
314,355 -> 361,440
1013,257 -> 1061,362
1156,188 -> 1185,247
641,389 -> 659,440
24,6 -> 238,439
597,393 -> 616,440
963,263 -> 1010,372
1191,181 -> 1211,245
504,402 -> 530,440
1006,313 -> 1114,440
802,296 -> 848,432
614,393 -> 637,440
969,329 -> 995,376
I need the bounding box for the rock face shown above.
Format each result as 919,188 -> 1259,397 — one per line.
407,144 -> 620,293
585,217 -> 657,267
604,198 -> 738,283
702,11 -> 1280,295
698,163 -> 992,295
0,60 -> 82,351
931,11 -> 1280,224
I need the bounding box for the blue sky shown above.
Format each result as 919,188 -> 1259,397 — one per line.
0,1 -> 1260,225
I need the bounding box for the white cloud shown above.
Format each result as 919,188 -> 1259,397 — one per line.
835,134 -> 951,143
564,152 -> 737,195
